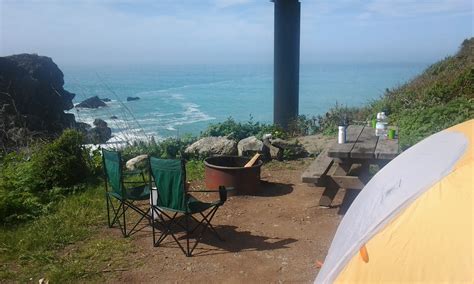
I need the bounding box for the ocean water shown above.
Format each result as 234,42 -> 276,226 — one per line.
63,63 -> 427,142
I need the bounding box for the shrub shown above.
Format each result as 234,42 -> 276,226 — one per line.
314,103 -> 370,135
121,135 -> 197,161
31,130 -> 90,189
0,152 -> 44,223
396,98 -> 473,149
286,115 -> 318,137
0,130 -> 93,225
201,117 -> 290,141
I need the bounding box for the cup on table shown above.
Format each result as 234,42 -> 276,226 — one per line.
388,129 -> 396,139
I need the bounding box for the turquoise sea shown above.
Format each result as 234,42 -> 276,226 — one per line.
63,63 -> 427,142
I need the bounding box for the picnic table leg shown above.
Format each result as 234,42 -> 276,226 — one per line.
318,161 -> 352,208
318,179 -> 339,208
359,162 -> 371,184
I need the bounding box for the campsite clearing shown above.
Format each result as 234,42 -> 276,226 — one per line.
106,159 -> 345,283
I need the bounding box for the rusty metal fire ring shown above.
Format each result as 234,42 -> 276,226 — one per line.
204,156 -> 263,195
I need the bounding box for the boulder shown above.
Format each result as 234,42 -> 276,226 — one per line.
270,138 -> 308,159
185,136 -> 237,157
76,96 -> 106,108
263,137 -> 282,160
237,136 -> 264,157
127,96 -> 140,101
126,154 -> 149,170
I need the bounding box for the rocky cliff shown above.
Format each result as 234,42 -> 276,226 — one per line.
0,54 -> 77,149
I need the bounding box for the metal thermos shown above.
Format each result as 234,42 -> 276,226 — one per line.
338,126 -> 346,144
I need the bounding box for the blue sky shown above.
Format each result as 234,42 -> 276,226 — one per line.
0,0 -> 472,66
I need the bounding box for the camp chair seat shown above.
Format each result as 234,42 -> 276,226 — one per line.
187,195 -> 222,213
109,185 -> 151,201
155,194 -> 221,213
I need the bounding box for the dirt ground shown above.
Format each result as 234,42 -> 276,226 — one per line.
110,159 -> 350,283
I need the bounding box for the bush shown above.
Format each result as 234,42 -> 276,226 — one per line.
0,130 -> 93,225
314,103 -> 370,135
396,98 -> 473,149
293,115 -> 317,136
0,152 -> 44,223
121,135 -> 197,161
201,117 -> 291,141
31,130 -> 90,189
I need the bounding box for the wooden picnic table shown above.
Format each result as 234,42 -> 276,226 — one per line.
302,125 -> 399,207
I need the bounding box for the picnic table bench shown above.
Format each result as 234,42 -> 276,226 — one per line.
302,125 -> 399,207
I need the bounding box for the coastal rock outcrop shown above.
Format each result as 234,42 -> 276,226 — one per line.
127,96 -> 140,101
185,136 -> 237,157
0,54 -> 77,149
76,96 -> 107,108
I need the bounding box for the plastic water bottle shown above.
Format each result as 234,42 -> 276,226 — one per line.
375,112 -> 388,137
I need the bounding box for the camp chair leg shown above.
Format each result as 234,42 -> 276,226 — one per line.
106,194 -> 112,227
108,197 -> 124,228
189,206 -> 222,241
186,214 -> 191,257
153,210 -> 179,247
152,208 -> 219,257
122,202 -> 127,237
199,208 -> 223,241
184,206 -> 221,256
122,200 -> 152,237
107,196 -> 151,237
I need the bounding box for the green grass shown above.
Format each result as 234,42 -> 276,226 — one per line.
186,160 -> 205,181
0,182 -> 141,282
0,161 -> 205,282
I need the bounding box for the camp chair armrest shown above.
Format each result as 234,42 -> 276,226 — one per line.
187,186 -> 233,204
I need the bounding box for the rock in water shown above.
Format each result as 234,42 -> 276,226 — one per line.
93,118 -> 108,128
185,136 -> 237,157
86,119 -> 112,144
76,96 -> 107,108
101,98 -> 111,102
127,96 -> 140,101
0,54 -> 77,148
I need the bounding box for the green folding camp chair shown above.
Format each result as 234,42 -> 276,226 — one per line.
149,157 -> 228,257
102,149 -> 151,237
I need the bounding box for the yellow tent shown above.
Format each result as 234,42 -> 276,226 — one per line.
316,119 -> 473,283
